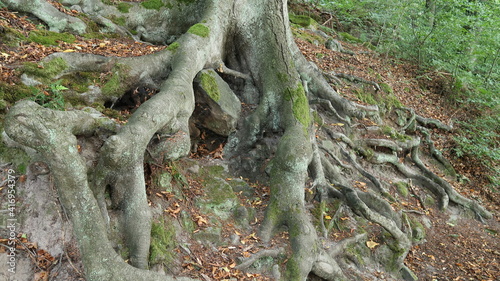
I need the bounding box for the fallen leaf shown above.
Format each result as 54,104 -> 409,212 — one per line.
366,240 -> 379,249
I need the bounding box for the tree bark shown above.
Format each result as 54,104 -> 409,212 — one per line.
2,0 -> 492,280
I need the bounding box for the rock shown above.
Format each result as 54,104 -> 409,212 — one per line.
325,39 -> 342,52
193,69 -> 241,136
20,74 -> 42,87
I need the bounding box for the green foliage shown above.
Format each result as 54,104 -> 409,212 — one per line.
188,23 -> 209,38
30,80 -> 67,110
141,0 -> 164,10
453,115 -> 500,187
149,219 -> 177,266
28,30 -> 75,46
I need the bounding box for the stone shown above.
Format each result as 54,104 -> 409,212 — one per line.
193,69 -> 241,136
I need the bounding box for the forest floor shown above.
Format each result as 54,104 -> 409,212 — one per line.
1,5 -> 499,281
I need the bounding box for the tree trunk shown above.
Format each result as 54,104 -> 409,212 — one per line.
2,0 -> 492,280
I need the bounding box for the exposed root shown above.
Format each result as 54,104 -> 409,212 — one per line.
334,72 -> 381,92
410,146 -> 492,219
234,248 -> 285,270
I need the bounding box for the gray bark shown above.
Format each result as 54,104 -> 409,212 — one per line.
2,0 -> 492,280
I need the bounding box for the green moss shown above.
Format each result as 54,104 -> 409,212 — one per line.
109,15 -> 126,26
199,71 -> 220,102
27,30 -> 75,46
312,111 -> 323,126
188,23 -> 209,38
61,71 -> 100,93
166,41 -> 180,52
101,64 -> 131,97
102,108 -> 128,121
285,82 -> 311,128
289,14 -> 316,28
0,27 -> 25,46
0,129 -> 30,174
339,32 -> 364,43
149,219 -> 177,266
394,181 -> 409,197
380,125 -> 411,141
0,82 -> 38,104
291,26 -> 325,44
117,2 -> 132,13
380,82 -> 393,94
141,0 -> 164,10
354,89 -> 377,105
22,57 -> 68,81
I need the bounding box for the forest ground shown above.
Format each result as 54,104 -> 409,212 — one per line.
0,5 -> 499,281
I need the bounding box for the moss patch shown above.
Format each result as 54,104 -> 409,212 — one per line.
149,219 -> 177,266
27,30 -> 75,46
199,70 -> 220,102
291,26 -> 325,45
339,32 -> 364,44
166,41 -> 180,52
381,125 -> 411,141
188,23 -> 209,38
141,0 -> 164,10
285,82 -> 311,128
0,82 -> 38,104
22,57 -> 68,81
101,64 -> 131,97
61,71 -> 100,93
289,14 -> 317,28
394,181 -> 409,197
108,15 -> 126,26
117,2 -> 132,13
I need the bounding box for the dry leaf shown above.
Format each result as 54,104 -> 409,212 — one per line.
366,240 -> 379,249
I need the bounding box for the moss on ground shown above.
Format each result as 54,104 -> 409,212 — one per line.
149,219 -> 177,266
108,15 -> 126,26
289,14 -> 317,28
394,181 -> 409,197
0,82 -> 38,104
199,70 -> 220,102
141,0 -> 164,10
101,63 -> 131,97
117,2 -> 132,13
61,71 -> 100,93
27,30 -> 75,46
339,32 -> 364,44
188,23 -> 209,38
291,26 -> 325,45
22,57 -> 68,81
